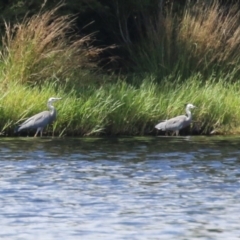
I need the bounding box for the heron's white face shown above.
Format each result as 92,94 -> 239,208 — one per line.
186,103 -> 196,109
48,97 -> 62,104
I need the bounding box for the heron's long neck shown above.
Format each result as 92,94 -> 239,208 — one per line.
47,103 -> 56,115
185,108 -> 192,121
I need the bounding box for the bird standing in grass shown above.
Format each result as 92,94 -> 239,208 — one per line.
15,97 -> 61,137
155,103 -> 196,136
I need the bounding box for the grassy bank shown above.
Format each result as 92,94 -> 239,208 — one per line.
1,3 -> 240,137
1,75 -> 240,137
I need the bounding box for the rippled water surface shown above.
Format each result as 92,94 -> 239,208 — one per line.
1,136 -> 240,239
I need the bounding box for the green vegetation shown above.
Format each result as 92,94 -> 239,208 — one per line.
1,75 -> 240,136
0,1 -> 240,137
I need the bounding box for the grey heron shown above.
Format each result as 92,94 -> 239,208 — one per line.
155,103 -> 196,136
15,97 -> 61,137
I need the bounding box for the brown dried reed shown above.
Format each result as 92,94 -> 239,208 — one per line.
0,4 -> 101,85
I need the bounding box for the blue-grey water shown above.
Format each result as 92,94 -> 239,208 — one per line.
0,136 -> 240,240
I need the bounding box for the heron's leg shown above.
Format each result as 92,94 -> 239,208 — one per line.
40,129 -> 43,137
34,128 -> 41,137
176,130 -> 179,136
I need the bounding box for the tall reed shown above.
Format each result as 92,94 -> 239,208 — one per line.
128,0 -> 240,82
0,4 -> 101,86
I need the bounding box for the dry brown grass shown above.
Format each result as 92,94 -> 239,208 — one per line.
129,0 -> 240,81
0,4 -> 101,85
178,0 -> 240,73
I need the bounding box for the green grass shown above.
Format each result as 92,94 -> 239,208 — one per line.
1,74 -> 240,137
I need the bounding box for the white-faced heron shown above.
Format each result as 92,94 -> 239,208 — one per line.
15,97 -> 61,137
155,103 -> 196,136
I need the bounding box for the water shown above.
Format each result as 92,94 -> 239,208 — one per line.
0,136 -> 240,240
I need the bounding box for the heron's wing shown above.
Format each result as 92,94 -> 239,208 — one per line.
18,111 -> 51,131
165,115 -> 189,131
155,120 -> 167,130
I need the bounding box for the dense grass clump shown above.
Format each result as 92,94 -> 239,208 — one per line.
128,1 -> 240,82
0,4 -> 101,86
